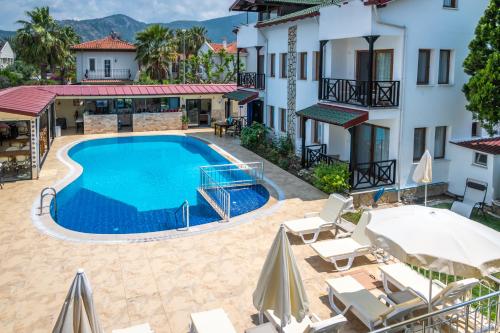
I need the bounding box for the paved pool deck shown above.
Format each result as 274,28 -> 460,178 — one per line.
0,129 -> 388,333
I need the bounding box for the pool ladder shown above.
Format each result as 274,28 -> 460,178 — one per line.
39,187 -> 57,219
175,200 -> 190,231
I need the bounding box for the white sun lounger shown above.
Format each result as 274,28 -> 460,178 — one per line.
112,323 -> 154,333
326,275 -> 424,330
309,212 -> 373,271
263,309 -> 347,333
190,308 -> 237,333
283,193 -> 353,244
379,263 -> 479,308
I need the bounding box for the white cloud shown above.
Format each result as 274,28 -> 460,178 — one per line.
0,0 -> 235,30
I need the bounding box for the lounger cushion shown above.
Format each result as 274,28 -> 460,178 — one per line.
450,201 -> 473,218
112,323 -> 153,333
327,276 -> 388,321
379,263 -> 443,301
284,217 -> 334,234
311,238 -> 368,259
190,308 -> 237,333
305,314 -> 346,333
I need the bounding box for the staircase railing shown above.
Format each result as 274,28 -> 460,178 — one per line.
39,187 -> 57,220
174,200 -> 190,231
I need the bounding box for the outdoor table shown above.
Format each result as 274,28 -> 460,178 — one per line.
214,121 -> 231,137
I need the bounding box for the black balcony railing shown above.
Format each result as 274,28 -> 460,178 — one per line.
237,72 -> 265,90
305,144 -> 396,190
84,69 -> 132,80
321,78 -> 400,107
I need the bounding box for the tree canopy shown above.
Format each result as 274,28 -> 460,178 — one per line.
463,0 -> 499,135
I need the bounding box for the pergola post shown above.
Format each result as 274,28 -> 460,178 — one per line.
237,48 -> 242,85
347,126 -> 356,187
363,35 -> 379,106
301,116 -> 307,167
317,40 -> 328,100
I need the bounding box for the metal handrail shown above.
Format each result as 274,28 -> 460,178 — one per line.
39,187 -> 57,219
369,290 -> 500,333
175,200 -> 190,231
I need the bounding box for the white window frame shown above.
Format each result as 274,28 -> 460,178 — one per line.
473,152 -> 488,167
89,58 -> 96,72
103,58 -> 112,78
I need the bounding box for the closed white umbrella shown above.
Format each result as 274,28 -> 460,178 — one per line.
365,205 -> 500,314
253,224 -> 309,328
53,269 -> 103,333
412,150 -> 432,206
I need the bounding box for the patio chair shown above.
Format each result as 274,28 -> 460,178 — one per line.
451,178 -> 488,218
309,211 -> 374,271
189,308 -> 237,333
326,275 -> 424,330
379,263 -> 479,308
283,193 -> 353,244
262,309 -> 347,333
112,323 -> 153,333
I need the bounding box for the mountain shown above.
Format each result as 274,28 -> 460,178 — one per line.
0,30 -> 15,42
59,13 -> 256,43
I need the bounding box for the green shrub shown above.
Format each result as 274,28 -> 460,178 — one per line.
240,122 -> 268,148
312,162 -> 351,194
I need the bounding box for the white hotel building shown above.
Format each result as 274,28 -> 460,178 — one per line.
228,0 -> 499,204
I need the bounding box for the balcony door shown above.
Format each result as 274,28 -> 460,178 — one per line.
356,50 -> 393,81
354,124 -> 390,165
104,59 -> 112,78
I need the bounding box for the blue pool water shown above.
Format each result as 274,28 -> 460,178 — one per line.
52,136 -> 269,234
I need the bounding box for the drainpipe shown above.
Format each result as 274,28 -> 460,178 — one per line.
373,5 -> 407,201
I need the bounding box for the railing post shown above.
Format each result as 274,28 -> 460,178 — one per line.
301,116 -> 307,167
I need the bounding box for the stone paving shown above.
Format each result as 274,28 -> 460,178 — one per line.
0,129 -> 386,333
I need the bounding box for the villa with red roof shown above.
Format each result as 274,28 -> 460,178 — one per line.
198,40 -> 247,82
71,33 -> 139,84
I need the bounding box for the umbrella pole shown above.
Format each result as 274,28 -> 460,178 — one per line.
424,184 -> 428,207
427,270 -> 433,332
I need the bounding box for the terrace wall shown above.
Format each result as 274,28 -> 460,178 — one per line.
132,112 -> 182,132
84,114 -> 117,134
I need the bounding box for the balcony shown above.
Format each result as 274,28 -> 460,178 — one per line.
84,69 -> 132,80
237,72 -> 265,90
321,78 -> 400,108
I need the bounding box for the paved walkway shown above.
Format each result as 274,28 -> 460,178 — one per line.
0,129 -> 382,333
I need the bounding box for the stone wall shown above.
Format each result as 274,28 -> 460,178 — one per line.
84,114 -> 118,135
286,25 -> 298,140
132,112 -> 182,132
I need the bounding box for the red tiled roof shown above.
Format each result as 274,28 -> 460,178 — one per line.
208,42 -> 245,54
0,84 -> 236,117
0,86 -> 56,117
39,84 -> 236,97
451,137 -> 500,155
71,36 -> 136,51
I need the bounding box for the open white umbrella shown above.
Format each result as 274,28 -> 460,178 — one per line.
53,269 -> 103,333
253,224 -> 309,328
412,150 -> 432,206
365,205 -> 500,313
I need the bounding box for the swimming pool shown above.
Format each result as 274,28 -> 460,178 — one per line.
53,136 -> 269,234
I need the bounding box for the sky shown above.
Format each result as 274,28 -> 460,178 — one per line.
0,0 -> 236,30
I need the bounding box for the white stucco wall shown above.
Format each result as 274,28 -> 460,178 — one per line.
0,42 -> 15,69
75,51 -> 139,82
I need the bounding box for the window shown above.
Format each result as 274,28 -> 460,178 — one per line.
280,53 -> 288,78
474,152 -> 487,167
413,128 -> 426,161
269,53 -> 276,77
268,106 -> 275,129
299,52 -> 307,80
443,0 -> 457,8
313,51 -> 320,81
89,58 -> 96,72
297,118 -> 303,138
312,120 -> 320,143
471,122 -> 479,137
417,49 -> 431,85
434,126 -> 447,159
438,50 -> 451,84
279,108 -> 287,132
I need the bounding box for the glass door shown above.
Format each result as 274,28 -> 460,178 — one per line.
186,99 -> 200,126
354,124 -> 390,164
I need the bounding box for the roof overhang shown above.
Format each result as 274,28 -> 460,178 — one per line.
223,89 -> 259,105
450,137 -> 500,155
296,103 -> 368,129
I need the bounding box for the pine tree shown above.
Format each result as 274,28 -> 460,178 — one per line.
462,0 -> 500,135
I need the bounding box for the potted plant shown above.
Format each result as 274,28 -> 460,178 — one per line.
181,115 -> 189,130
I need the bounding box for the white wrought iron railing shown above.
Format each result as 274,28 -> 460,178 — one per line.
198,162 -> 264,222
174,200 -> 190,231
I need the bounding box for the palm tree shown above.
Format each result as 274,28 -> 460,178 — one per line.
189,26 -> 208,54
135,24 -> 178,82
14,6 -> 79,80
58,26 -> 80,83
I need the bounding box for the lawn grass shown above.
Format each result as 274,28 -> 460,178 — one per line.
431,202 -> 500,232
341,210 -> 363,224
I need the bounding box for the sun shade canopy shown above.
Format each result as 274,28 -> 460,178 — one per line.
296,103 -> 368,129
223,89 -> 259,105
